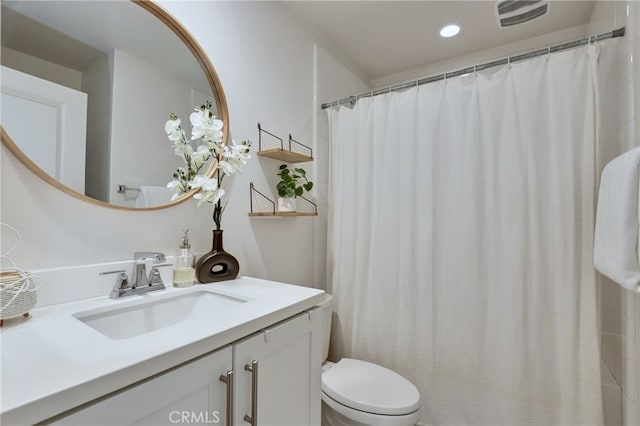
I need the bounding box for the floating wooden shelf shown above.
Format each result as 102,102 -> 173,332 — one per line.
257,149 -> 313,163
249,182 -> 318,217
248,211 -> 318,217
257,123 -> 313,163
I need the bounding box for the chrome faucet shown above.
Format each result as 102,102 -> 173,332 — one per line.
131,252 -> 166,288
101,252 -> 170,299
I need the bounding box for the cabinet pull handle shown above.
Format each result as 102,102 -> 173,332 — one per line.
219,370 -> 234,426
243,360 -> 258,425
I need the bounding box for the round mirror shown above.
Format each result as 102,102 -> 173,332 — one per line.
1,0 -> 228,210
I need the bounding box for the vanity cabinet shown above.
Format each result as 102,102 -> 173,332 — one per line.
51,309 -> 321,426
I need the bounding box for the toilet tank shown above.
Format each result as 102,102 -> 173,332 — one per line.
316,293 -> 333,363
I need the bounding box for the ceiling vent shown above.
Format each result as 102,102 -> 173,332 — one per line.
495,0 -> 550,28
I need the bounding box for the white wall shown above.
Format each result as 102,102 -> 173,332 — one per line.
83,54 -> 112,202
372,24 -> 589,90
0,1 -> 365,290
588,1 -> 640,425
313,44 -> 371,290
108,49 -> 199,207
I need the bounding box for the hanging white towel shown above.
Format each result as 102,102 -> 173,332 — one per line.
135,186 -> 174,208
594,147 -> 640,292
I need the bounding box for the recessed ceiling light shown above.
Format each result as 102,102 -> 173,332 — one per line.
440,24 -> 461,38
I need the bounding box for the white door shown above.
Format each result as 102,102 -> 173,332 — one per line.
54,347 -> 233,425
1,66 -> 87,193
233,311 -> 322,426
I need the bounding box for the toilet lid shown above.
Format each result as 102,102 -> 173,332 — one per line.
321,358 -> 420,416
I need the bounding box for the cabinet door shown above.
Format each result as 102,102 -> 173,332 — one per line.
233,310 -> 322,426
54,347 -> 233,426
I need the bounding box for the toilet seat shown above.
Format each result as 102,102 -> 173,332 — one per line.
322,391 -> 421,426
321,358 -> 420,416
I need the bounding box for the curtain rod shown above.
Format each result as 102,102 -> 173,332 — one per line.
321,27 -> 625,110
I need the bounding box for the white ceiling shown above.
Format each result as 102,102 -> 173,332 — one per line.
283,1 -> 596,82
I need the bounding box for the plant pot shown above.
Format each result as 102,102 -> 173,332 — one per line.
277,197 -> 296,212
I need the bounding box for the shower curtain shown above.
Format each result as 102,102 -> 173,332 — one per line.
327,46 -> 603,425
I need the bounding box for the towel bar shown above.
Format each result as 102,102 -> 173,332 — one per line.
116,184 -> 141,193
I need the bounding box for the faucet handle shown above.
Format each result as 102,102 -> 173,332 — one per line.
112,272 -> 129,289
148,263 -> 172,285
100,269 -> 129,288
99,269 -> 126,276
134,252 -> 166,263
100,270 -> 130,299
148,268 -> 164,285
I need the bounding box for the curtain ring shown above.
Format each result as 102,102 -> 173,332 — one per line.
588,35 -> 593,45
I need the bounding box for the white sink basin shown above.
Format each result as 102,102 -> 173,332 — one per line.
73,290 -> 247,340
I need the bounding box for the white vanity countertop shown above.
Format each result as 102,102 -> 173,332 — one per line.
0,276 -> 325,425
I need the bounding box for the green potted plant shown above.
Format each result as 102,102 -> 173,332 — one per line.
276,164 -> 313,212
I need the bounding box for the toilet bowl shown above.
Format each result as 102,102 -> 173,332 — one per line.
317,294 -> 421,426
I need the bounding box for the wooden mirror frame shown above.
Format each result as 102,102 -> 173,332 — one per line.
0,0 -> 229,211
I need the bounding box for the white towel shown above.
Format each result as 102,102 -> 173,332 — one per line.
594,147 -> 640,292
135,186 -> 174,208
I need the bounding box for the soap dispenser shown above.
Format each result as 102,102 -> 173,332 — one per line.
173,229 -> 196,287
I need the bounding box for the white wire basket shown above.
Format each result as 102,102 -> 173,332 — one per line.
0,223 -> 39,325
0,269 -> 38,322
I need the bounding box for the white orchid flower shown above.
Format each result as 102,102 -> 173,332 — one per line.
207,140 -> 224,156
190,175 -> 218,191
191,176 -> 225,206
218,160 -> 235,176
164,118 -> 185,143
164,117 -> 181,133
196,144 -> 212,159
166,102 -> 252,230
193,188 -> 224,206
226,139 -> 251,158
191,145 -> 211,169
174,143 -> 193,157
222,140 -> 251,173
190,175 -> 224,206
190,107 -> 224,143
167,179 -> 183,200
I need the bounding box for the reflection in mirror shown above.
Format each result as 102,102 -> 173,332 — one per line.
1,1 -> 224,209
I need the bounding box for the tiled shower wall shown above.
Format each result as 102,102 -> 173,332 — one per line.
589,1 -> 640,425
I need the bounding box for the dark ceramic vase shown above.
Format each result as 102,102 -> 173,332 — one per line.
195,230 -> 239,283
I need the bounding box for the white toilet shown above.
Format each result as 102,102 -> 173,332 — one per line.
317,294 -> 421,426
